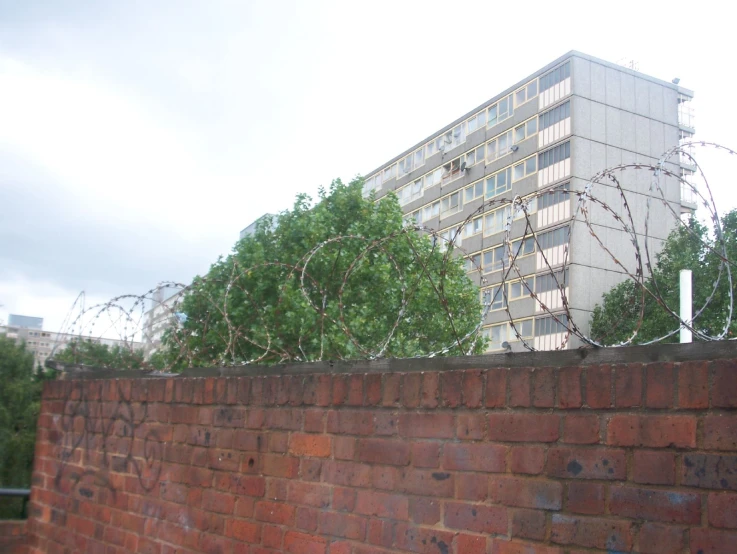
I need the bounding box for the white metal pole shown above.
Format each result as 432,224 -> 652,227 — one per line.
680,269 -> 692,343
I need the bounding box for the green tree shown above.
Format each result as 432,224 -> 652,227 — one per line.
0,336 -> 45,518
590,209 -> 737,345
161,178 -> 484,367
53,339 -> 145,369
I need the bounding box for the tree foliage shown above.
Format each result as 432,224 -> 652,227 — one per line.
0,336 -> 49,518
590,209 -> 737,345
162,178 -> 484,367
53,339 -> 144,369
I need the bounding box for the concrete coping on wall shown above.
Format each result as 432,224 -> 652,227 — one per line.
47,340 -> 737,380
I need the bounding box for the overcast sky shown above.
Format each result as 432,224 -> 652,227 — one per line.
0,0 -> 735,336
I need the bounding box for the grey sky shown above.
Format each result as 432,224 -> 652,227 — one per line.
0,0 -> 734,334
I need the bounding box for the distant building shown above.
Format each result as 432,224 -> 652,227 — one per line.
8,314 -> 43,329
141,287 -> 185,360
239,214 -> 275,240
0,324 -> 144,369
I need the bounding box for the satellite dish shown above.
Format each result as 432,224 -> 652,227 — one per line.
461,161 -> 468,172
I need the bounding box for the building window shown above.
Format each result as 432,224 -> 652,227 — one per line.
488,94 -> 514,127
465,254 -> 481,272
423,200 -> 440,221
398,155 -> 413,177
441,158 -> 463,185
484,323 -> 508,351
484,205 -> 512,236
467,110 -> 487,133
383,164 -> 396,183
482,285 -> 507,311
514,118 -> 538,144
440,191 -> 462,215
538,225 -> 569,250
539,183 -> 570,209
414,148 -> 425,171
464,180 -> 484,203
535,314 -> 569,336
483,245 -> 508,273
464,216 -> 483,237
510,319 -> 534,341
398,179 -> 423,206
535,269 -> 569,294
539,101 -> 571,131
539,62 -> 571,93
512,236 -> 536,258
485,168 -> 512,199
538,141 -> 571,170
514,80 -> 539,106
486,130 -> 513,162
509,277 -> 534,300
465,145 -> 485,168
513,156 -> 538,181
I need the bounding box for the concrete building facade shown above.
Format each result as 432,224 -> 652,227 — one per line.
362,51 -> 695,352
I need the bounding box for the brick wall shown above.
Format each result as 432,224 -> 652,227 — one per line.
0,520 -> 27,553
22,347 -> 737,553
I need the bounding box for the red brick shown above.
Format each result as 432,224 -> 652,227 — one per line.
456,473 -> 488,501
562,415 -> 599,444
304,409 -> 325,433
488,413 -> 560,442
440,371 -> 463,407
566,482 -> 605,515
709,492 -> 737,528
704,415 -> 737,450
401,373 -> 422,408
332,487 -> 356,512
509,446 -> 545,475
586,365 -> 612,408
637,523 -> 685,554
677,361 -> 709,408
394,523 -> 455,554
490,476 -> 562,510
443,443 -> 506,473
551,514 -> 633,551
365,374 -> 382,406
614,363 -> 643,407
633,450 -> 675,485
327,410 -> 373,435
411,442 -> 440,468
346,374 -> 364,406
296,506 -> 319,531
289,433 -> 331,458
457,414 -> 486,440
367,519 -> 393,548
262,525 -> 283,548
315,374 -> 332,407
287,482 -> 330,508
485,368 -> 507,407
462,370 -> 484,408
332,375 -> 349,406
260,454 -> 300,478
321,460 -> 371,488
399,413 -> 455,439
329,542 -> 352,554
284,531 -> 327,554
444,502 -> 507,534
491,539 -> 563,554
511,508 -> 546,541
202,490 -> 235,515
558,367 -> 582,408
225,519 -> 261,543
420,372 -> 439,408
645,362 -> 675,408
547,447 -> 626,480
509,369 -> 531,407
318,512 -> 366,541
607,414 -> 696,448
300,458 -> 322,482
682,453 -> 737,490
456,534 -> 487,554
610,486 -> 700,524
381,467 -> 454,497
382,374 -> 401,406
332,436 -> 356,460
356,438 -> 410,466
355,490 -> 409,520
254,501 -> 295,525
409,497 -> 440,525
713,359 -> 737,408
532,367 -> 555,407
690,528 -> 737,554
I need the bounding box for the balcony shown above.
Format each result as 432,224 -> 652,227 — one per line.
681,182 -> 698,214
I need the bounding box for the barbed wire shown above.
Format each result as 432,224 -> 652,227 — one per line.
49,141 -> 736,371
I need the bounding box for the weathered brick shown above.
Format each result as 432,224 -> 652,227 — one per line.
356,438 -> 410,466
457,414 -> 486,440
558,367 -> 582,408
254,501 -> 296,525
462,370 -> 484,408
607,414 -> 696,448
376,467 -> 454,497
488,413 -> 560,442
532,367 -> 555,408
321,460 -> 372,488
713,359 -> 737,408
610,486 -> 701,524
354,490 -> 409,520
551,514 -> 633,551
509,369 -> 531,407
411,441 -> 439,468
283,530 -> 327,554
614,363 -> 643,407
677,360 -> 709,408
546,447 -> 626,480
562,415 -> 599,444
287,482 -> 331,508
382,374 -> 401,407
318,512 -> 366,541
511,508 -> 546,541
490,476 -> 562,510
289,433 -> 332,458
690,528 -> 737,554
315,374 -> 332,407
260,454 -> 300,478
586,365 -> 612,408
636,523 -> 685,554
420,372 -> 440,408
401,373 -> 422,408
443,443 -> 506,473
633,450 -> 675,485
364,374 -> 382,406
409,497 -> 440,525
708,492 -> 737,529
455,534 -> 487,554
444,502 -> 507,534
398,413 -> 455,439
490,539 -> 563,554
296,506 -> 319,531
566,482 -> 605,515
394,523 -> 455,554
346,374 -> 364,406
485,368 -> 507,407
327,410 -> 373,436
440,371 -> 463,407
332,436 -> 356,461
704,415 -> 737,451
332,487 -> 356,512
509,446 -> 545,475
202,490 -> 235,515
455,473 -> 488,502
224,519 -> 261,544
304,409 -> 325,433
262,525 -> 283,548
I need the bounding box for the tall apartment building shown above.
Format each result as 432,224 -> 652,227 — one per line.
362,51 -> 695,352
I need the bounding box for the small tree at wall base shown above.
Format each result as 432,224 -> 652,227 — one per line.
590,209 -> 737,345
160,178 -> 485,368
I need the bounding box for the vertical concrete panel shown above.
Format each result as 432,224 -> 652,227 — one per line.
590,102 -> 607,144
606,145 -> 622,169
620,71 -> 636,113
634,115 -> 650,156
606,107 -> 622,148
649,82 -> 665,123
621,111 -> 636,153
590,141 -> 607,176
590,62 -> 607,104
649,122 -> 665,159
572,56 -> 591,99
572,137 -> 592,179
634,77 -> 650,116
605,67 -> 621,108
662,87 -> 679,126
572,97 -> 591,139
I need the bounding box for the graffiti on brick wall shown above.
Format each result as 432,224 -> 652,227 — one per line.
52,381 -> 163,503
